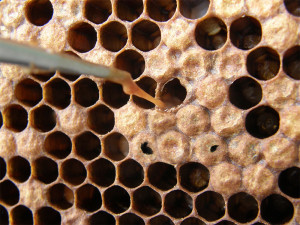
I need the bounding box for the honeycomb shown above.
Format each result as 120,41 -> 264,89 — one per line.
0,0 -> 299,224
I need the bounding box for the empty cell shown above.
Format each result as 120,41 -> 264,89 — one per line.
215,221 -> 235,225
100,21 -> 127,52
133,77 -> 157,109
36,207 -> 61,225
195,191 -> 225,221
179,0 -> 210,19
132,20 -> 161,51
115,50 -> 145,80
88,158 -> 115,187
104,185 -> 130,214
278,166 -> 300,198
74,78 -> 99,107
11,205 -> 33,225
160,78 -> 187,107
179,162 -> 209,193
15,79 -> 42,107
44,78 -> 71,109
3,104 -> 28,132
89,211 -> 115,225
118,159 -> 144,188
229,76 -> 262,110
87,105 -> 115,135
32,157 -> 58,184
133,186 -> 162,216
195,17 -> 227,50
0,157 -> 6,180
101,82 -> 129,109
75,131 -> 101,160
60,51 -> 81,81
119,213 -> 145,225
228,192 -> 259,223
61,159 -> 87,186
245,106 -> 279,139
283,45 -> 300,80
31,71 -> 55,82
25,0 -> 53,26
116,0 -> 143,22
0,204 -> 9,225
68,22 -> 97,53
148,162 -> 176,190
44,131 -> 72,159
149,215 -> 174,225
164,190 -> 193,218
76,184 -> 102,212
0,180 -> 19,206
31,105 -> 56,132
8,156 -> 31,183
47,183 -> 74,210
104,132 -> 129,161
284,0 -> 300,16
247,47 -> 280,80
84,0 -> 112,24
261,194 -> 294,224
147,0 -> 177,22
181,217 -> 205,225
230,16 -> 262,50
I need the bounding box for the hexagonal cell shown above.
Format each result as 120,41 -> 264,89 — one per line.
76,184 -> 102,212
7,156 -> 31,183
164,190 -> 193,218
74,78 -> 99,107
179,0 -> 210,19
0,180 -> 19,206
261,194 -> 294,224
179,162 -> 209,193
133,186 -> 162,216
68,22 -> 97,53
75,131 -> 101,160
88,158 -> 115,187
118,159 -> 144,188
230,16 -> 262,50
115,50 -> 145,80
89,211 -> 115,225
283,45 -> 300,80
228,192 -> 258,223
195,191 -> 225,221
10,205 -> 33,225
147,0 -> 176,22
0,204 -> 8,225
132,20 -> 161,52
229,76 -> 262,110
87,104 -> 114,135
36,207 -> 61,225
84,0 -> 112,24
119,213 -> 144,225
104,132 -> 129,161
44,78 -> 71,109
15,78 -> 42,107
149,215 -> 174,225
101,82 -> 129,109
0,157 -> 6,180
215,221 -> 235,225
181,217 -> 205,225
116,0 -> 143,22
3,104 -> 28,132
47,183 -> 74,210
25,0 -> 53,26
30,105 -> 56,132
60,51 -> 82,81
284,0 -> 300,16
245,106 -> 279,139
133,77 -> 157,109
44,131 -> 72,159
61,159 -> 87,186
160,78 -> 187,107
32,156 -> 58,184
246,47 -> 280,80
195,17 -> 227,50
104,185 -> 130,214
148,162 -> 176,191
278,166 -> 300,198
31,71 -> 55,82
100,21 -> 127,52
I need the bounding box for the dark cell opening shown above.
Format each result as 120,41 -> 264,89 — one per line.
88,158 -> 115,187
119,213 -> 145,225
181,217 -> 205,225
47,183 -> 74,210
147,0 -> 177,22
179,0 -> 210,19
133,77 -> 157,109
31,71 -> 55,82
3,104 -> 28,132
36,207 -> 61,225
61,159 -> 87,186
0,204 -> 9,225
0,112 -> 2,128
8,156 -> 31,183
116,0 -> 143,22
210,145 -> 218,152
101,82 -> 130,109
75,131 -> 101,160
89,211 -> 115,225
31,105 -> 56,132
195,191 -> 225,221
245,106 -> 279,139
11,205 -> 33,225
15,78 -> 42,107
74,78 -> 99,107
284,0 -> 300,16
246,47 -> 280,80
148,162 -> 177,190
229,76 -> 262,109
230,16 -> 262,50
119,159 -> 144,188
0,180 -> 19,206
161,78 -> 187,107
60,51 -> 81,81
141,142 -> 153,155
45,131 -> 71,159
104,185 -> 130,214
283,45 -> 300,80
32,156 -> 58,184
25,0 -> 53,26
76,184 -> 102,212
261,194 -> 294,224
149,215 -> 174,225
165,190 -> 193,218
195,17 -> 227,50
215,221 -> 235,225
84,0 -> 112,24
104,132 -> 129,161
278,166 -> 300,198
0,157 -> 6,180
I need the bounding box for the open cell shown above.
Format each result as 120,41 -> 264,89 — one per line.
8,156 -> 31,183
0,204 -> 9,225
119,213 -> 145,225
278,166 -> 300,198
25,0 -> 53,26
11,205 -> 33,225
3,104 -> 28,132
15,79 -> 42,107
181,217 -> 205,225
76,184 -> 102,212
32,156 -> 58,184
31,105 -> 56,132
61,159 -> 87,186
36,207 -> 61,225
84,0 -> 112,24
179,0 -> 210,19
149,215 -> 174,225
164,190 -> 193,218
160,78 -> 187,107
60,51 -> 81,81
0,157 -> 6,180
45,131 -> 72,159
31,71 -> 55,82
133,77 -> 157,109
104,186 -> 130,214
283,45 -> 300,80
89,211 -> 115,225
75,131 -> 101,160
118,159 -> 144,188
0,180 -> 19,206
47,183 -> 74,210
216,221 -> 235,225
74,78 -> 99,107
284,0 -> 300,16
116,0 -> 143,22
104,132 -> 129,161
101,82 -> 129,109
147,0 -> 177,22
88,158 -> 115,187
